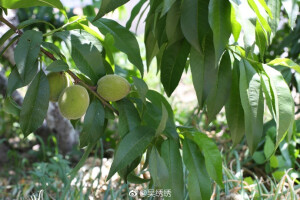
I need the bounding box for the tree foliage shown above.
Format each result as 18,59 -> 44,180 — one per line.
0,0 -> 299,199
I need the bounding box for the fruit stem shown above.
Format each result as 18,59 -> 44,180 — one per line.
0,16 -> 119,115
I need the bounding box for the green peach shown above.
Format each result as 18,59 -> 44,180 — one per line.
47,72 -> 68,102
97,74 -> 130,102
58,85 -> 90,119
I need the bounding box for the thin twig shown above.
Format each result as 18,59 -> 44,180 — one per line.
0,16 -> 119,115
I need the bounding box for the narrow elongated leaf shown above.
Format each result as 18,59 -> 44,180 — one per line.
225,61 -> 245,146
20,71 -> 50,136
92,18 -> 144,76
93,0 -> 129,22
267,0 -> 280,33
149,147 -> 169,188
190,35 -> 217,109
206,51 -> 232,123
181,0 -> 210,52
146,90 -> 173,119
116,98 -> 141,138
161,39 -> 190,96
267,58 -> 300,73
107,126 -> 155,180
183,139 -> 212,200
3,97 -> 21,117
46,60 -> 69,72
208,0 -> 231,64
132,77 -> 148,103
83,99 -> 105,143
155,104 -> 168,136
0,29 -> 14,47
144,14 -> 159,68
14,30 -> 42,85
263,65 -> 294,145
161,139 -> 184,200
0,0 -> 64,9
7,67 -> 24,96
281,0 -> 299,28
126,0 -> 147,29
162,0 -> 176,16
191,133 -> 223,187
229,0 -> 256,48
166,0 -> 183,45
248,0 -> 271,39
257,0 -> 273,18
239,60 -> 264,154
230,5 -> 241,42
55,30 -> 106,84
17,18 -> 55,29
255,20 -> 268,61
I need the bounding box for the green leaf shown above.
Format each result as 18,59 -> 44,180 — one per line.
55,30 -> 106,84
257,0 -> 273,18
190,35 -> 217,109
146,90 -> 174,120
181,0 -> 210,52
161,39 -> 190,96
166,0 -> 183,45
267,0 -> 280,34
206,51 -> 232,123
230,5 -> 241,42
144,14 -> 159,68
93,0 -> 129,22
239,60 -> 264,154
208,0 -> 231,64
116,98 -> 141,138
281,0 -> 299,28
248,0 -> 271,39
264,135 -> 275,159
0,0 -> 64,9
0,35 -> 19,57
132,77 -> 148,104
17,18 -> 56,29
155,103 -> 168,136
92,18 -> 144,76
225,61 -> 245,146
3,97 -> 21,116
255,20 -> 268,61
252,151 -> 265,164
183,139 -> 212,200
149,147 -> 169,188
127,173 -> 150,184
229,0 -> 256,48
267,58 -> 300,73
190,133 -> 224,187
7,67 -> 24,96
46,60 -> 69,72
263,65 -> 294,145
41,42 -> 65,60
126,0 -> 147,29
83,99 -> 105,143
0,29 -> 14,47
107,126 -> 155,180
161,139 -> 184,200
162,0 -> 176,16
14,30 -> 42,85
20,71 -> 50,136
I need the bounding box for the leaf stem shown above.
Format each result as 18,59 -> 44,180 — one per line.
0,16 -> 119,115
227,46 -> 261,65
42,17 -> 86,37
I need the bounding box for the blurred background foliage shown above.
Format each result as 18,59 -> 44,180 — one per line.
0,0 -> 299,199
